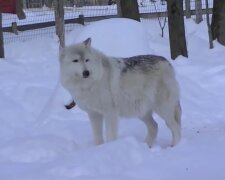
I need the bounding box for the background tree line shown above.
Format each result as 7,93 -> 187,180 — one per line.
117,0 -> 224,60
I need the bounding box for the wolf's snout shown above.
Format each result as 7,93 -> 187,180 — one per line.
83,70 -> 90,78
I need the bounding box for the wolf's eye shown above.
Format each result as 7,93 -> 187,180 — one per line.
72,59 -> 79,63
85,59 -> 89,62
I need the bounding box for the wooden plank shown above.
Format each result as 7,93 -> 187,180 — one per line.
2,17 -> 83,32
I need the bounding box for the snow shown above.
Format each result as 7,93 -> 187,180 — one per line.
68,18 -> 150,56
0,17 -> 225,180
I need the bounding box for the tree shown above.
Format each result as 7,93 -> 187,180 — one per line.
195,0 -> 203,24
23,0 -> 27,8
97,0 -> 107,5
117,0 -> 140,22
43,0 -> 54,7
74,0 -> 85,7
185,0 -> 191,18
167,0 -> 188,60
211,0 -> 225,45
205,0 -> 213,49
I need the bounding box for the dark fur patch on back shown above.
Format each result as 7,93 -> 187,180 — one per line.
122,55 -> 167,73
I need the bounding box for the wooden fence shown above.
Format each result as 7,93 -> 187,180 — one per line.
2,8 -> 212,33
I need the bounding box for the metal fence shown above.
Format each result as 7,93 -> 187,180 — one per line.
24,0 -> 112,8
1,0 -> 213,45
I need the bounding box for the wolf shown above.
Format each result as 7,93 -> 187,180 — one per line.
59,38 -> 181,147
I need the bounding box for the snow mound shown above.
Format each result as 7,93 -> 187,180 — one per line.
68,18 -> 150,57
48,137 -> 149,178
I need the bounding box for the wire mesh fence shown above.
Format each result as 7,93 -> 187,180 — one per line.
1,0 -> 213,45
2,7 -> 56,43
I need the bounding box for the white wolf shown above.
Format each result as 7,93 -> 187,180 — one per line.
59,38 -> 181,147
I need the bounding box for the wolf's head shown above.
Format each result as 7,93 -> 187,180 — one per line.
59,38 -> 104,81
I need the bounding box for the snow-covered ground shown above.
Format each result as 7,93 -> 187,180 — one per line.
0,18 -> 225,180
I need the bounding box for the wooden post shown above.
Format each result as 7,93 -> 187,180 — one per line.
185,0 -> 191,18
54,0 -> 65,48
78,15 -> 85,25
16,0 -> 26,20
12,22 -> 18,35
0,9 -> 4,58
116,0 -> 122,17
205,0 -> 213,49
23,0 -> 27,8
195,0 -> 203,24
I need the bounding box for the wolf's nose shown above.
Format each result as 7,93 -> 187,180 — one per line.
83,70 -> 90,78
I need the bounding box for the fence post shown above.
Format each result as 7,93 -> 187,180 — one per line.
23,0 -> 27,8
116,0 -> 122,17
185,0 -> 191,18
16,0 -> 26,20
0,10 -> 4,58
54,0 -> 65,48
206,0 -> 213,48
195,0 -> 203,24
12,22 -> 18,35
78,15 -> 85,25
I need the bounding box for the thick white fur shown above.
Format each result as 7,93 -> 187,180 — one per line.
59,38 -> 181,147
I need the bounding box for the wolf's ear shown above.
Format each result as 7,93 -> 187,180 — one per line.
83,38 -> 92,47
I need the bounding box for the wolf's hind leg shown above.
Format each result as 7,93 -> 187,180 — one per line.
140,111 -> 158,147
88,111 -> 104,145
156,102 -> 181,146
165,118 -> 181,146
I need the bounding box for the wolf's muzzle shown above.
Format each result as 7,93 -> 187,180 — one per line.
83,70 -> 90,78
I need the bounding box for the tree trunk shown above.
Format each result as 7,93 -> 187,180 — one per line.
116,0 -> 122,16
23,0 -> 27,8
97,0 -> 107,5
205,0 -> 213,49
16,0 -> 26,20
211,0 -> 225,45
185,0 -> 191,18
167,0 -> 188,60
0,10 -> 4,58
44,0 -> 54,8
75,0 -> 85,7
195,0 -> 203,24
117,0 -> 140,22
69,0 -> 75,7
54,0 -> 65,48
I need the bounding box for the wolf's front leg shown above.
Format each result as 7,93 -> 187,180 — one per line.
87,111 -> 104,145
104,112 -> 119,142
